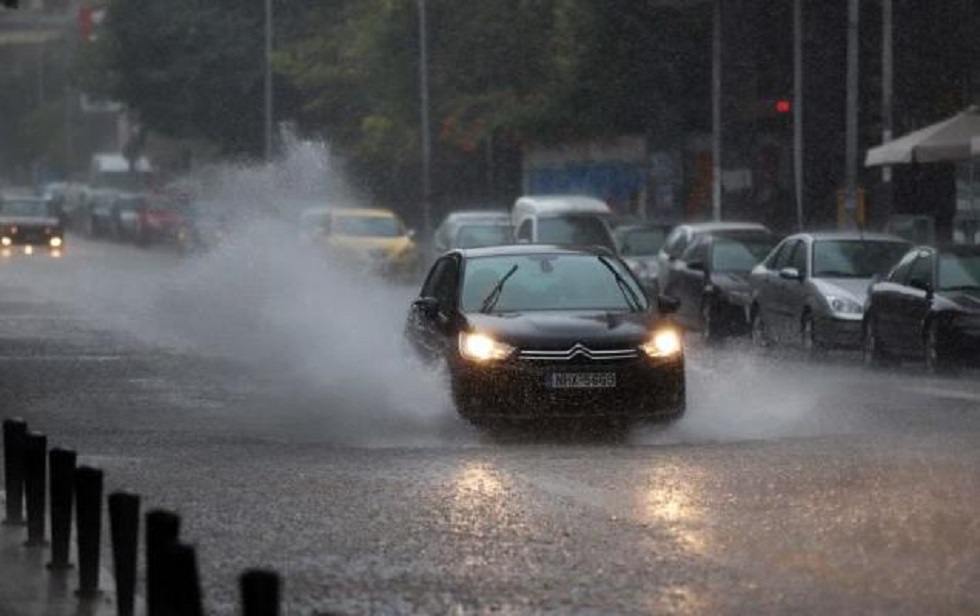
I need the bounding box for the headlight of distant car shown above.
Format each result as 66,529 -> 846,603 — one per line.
825,295 -> 863,316
49,236 -> 63,248
458,332 -> 515,362
640,328 -> 683,358
0,237 -> 10,247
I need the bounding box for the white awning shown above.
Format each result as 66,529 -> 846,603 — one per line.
865,106 -> 980,166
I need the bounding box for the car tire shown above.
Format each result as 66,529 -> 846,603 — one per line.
924,319 -> 953,374
862,314 -> 892,368
750,307 -> 770,349
801,313 -> 825,359
701,301 -> 720,345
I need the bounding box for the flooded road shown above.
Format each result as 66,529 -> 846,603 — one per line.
1,237 -> 979,614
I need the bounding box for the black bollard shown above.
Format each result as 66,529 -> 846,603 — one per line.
74,466 -> 103,599
23,432 -> 48,547
240,569 -> 281,616
2,418 -> 27,526
145,509 -> 181,616
166,542 -> 204,616
47,448 -> 77,570
109,492 -> 140,616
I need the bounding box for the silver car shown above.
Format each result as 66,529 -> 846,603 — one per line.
748,231 -> 911,354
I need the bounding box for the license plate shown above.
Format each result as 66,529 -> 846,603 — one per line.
548,372 -> 616,389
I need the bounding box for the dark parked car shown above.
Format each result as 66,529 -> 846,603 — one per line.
663,231 -> 777,342
0,193 -> 65,254
863,244 -> 980,371
749,231 -> 911,355
431,210 -> 513,262
614,222 -> 672,292
656,222 -> 772,296
404,244 -> 685,425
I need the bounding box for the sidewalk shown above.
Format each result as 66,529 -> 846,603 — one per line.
0,495 -> 120,616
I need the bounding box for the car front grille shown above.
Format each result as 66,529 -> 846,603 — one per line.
518,343 -> 639,362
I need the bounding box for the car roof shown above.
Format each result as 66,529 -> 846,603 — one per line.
677,221 -> 770,233
514,195 -> 611,214
787,230 -> 909,242
333,207 -> 398,218
615,222 -> 673,232
919,243 -> 980,256
456,244 -> 612,259
443,210 -> 509,222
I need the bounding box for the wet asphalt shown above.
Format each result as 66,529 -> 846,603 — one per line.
1,235 -> 979,615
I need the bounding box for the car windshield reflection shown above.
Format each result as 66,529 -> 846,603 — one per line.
461,253 -> 647,313
939,253 -> 980,290
813,240 -> 910,278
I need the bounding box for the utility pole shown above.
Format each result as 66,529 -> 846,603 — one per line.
263,0 -> 273,162
793,0 -> 804,230
880,0 -> 894,224
711,0 -> 722,221
418,0 -> 432,241
844,0 -> 860,228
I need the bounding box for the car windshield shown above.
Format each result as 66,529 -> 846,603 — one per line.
619,228 -> 666,256
1,199 -> 51,218
537,216 -> 614,250
812,240 -> 910,278
460,253 -> 647,313
455,224 -> 513,248
711,237 -> 775,271
938,253 -> 980,290
333,214 -> 402,238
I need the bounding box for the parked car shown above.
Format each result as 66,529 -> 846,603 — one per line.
0,193 -> 66,254
656,222 -> 772,296
748,231 -> 911,355
404,244 -> 685,425
663,231 -> 777,342
511,195 -> 618,253
431,210 -> 513,261
313,207 -> 420,280
863,244 -> 980,371
614,222 -> 673,292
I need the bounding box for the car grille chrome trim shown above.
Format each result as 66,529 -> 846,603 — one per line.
519,343 -> 639,362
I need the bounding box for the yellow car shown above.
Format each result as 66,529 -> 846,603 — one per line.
314,207 -> 420,280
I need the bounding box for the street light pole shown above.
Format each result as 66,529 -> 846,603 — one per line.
844,0 -> 860,228
711,0 -> 722,222
793,0 -> 804,230
263,0 -> 273,162
418,0 -> 432,242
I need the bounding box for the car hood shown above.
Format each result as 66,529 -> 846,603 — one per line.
0,215 -> 60,227
941,290 -> 980,312
811,277 -> 872,302
463,310 -> 659,349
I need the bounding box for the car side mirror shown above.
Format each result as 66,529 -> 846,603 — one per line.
657,294 -> 681,314
412,296 -> 440,318
909,279 -> 934,298
778,267 -> 803,281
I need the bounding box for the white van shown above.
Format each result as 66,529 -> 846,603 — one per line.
511,195 -> 618,253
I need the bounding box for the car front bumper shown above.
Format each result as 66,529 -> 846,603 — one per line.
448,354 -> 685,420
814,314 -> 863,349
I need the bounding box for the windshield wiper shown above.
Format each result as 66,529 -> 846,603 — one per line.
597,255 -> 642,312
480,264 -> 519,313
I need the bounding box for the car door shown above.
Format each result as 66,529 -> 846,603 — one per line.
406,255 -> 460,361
893,250 -> 935,355
657,226 -> 692,293
872,249 -> 916,349
767,239 -> 805,339
751,238 -> 792,328
668,237 -> 710,329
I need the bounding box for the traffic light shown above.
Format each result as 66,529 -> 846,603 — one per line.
774,99 -> 791,114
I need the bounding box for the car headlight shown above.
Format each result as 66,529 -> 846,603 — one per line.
0,237 -> 10,247
458,332 -> 515,362
49,237 -> 63,248
640,328 -> 683,358
825,295 -> 863,316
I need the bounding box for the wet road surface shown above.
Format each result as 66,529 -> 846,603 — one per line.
1,236 -> 979,614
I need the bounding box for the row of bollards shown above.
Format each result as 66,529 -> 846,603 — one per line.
3,417 -> 283,615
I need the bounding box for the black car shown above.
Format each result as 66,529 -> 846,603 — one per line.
863,244 -> 980,371
0,193 -> 65,253
663,232 -> 777,342
404,244 -> 685,424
